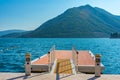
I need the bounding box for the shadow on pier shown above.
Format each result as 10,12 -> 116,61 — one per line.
7,72 -> 48,80
56,61 -> 73,80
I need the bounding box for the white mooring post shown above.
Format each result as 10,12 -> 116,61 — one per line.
95,54 -> 101,77
25,53 -> 31,76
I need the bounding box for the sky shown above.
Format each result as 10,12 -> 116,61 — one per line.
0,0 -> 120,31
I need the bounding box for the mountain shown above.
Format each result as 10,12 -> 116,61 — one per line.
1,31 -> 30,38
0,30 -> 26,37
21,5 -> 120,38
5,5 -> 120,38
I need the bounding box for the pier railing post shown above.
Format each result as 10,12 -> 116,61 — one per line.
72,46 -> 75,65
95,54 -> 101,77
53,45 -> 55,62
25,53 -> 31,76
48,45 -> 56,73
72,46 -> 79,73
76,51 -> 79,73
48,51 -> 50,72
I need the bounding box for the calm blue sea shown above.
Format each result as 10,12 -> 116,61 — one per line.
0,38 -> 120,74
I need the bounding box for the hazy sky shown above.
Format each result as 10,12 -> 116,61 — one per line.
0,0 -> 120,31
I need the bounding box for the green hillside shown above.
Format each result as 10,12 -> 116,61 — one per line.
10,5 -> 120,38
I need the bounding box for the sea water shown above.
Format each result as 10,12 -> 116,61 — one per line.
0,38 -> 120,74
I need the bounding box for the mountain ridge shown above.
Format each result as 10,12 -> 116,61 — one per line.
0,29 -> 26,37
2,5 -> 120,38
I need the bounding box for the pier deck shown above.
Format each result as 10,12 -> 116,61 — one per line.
32,50 -> 95,65
31,50 -> 102,74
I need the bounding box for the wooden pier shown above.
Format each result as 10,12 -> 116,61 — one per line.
31,46 -> 104,74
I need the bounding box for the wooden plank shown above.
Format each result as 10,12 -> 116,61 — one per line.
54,59 -> 73,74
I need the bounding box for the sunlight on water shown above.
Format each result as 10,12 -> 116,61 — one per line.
0,38 -> 120,74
